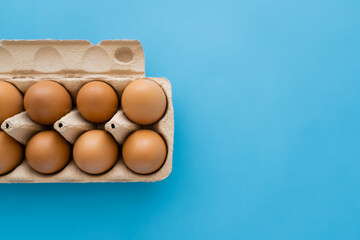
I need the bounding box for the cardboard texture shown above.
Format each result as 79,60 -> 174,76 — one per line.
0,40 -> 174,183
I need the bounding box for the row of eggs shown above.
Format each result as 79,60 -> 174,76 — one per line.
0,79 -> 168,176
22,79 -> 167,125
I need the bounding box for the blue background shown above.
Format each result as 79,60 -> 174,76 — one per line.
1,0 -> 359,239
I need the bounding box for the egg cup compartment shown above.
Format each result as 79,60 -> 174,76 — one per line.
0,40 -> 174,183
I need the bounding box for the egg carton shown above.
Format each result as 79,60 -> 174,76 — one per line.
0,40 -> 174,183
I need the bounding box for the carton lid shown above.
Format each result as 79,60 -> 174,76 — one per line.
0,39 -> 145,76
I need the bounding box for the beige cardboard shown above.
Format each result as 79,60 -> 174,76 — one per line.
0,40 -> 174,183
105,110 -> 140,144
54,109 -> 96,144
1,111 -> 46,145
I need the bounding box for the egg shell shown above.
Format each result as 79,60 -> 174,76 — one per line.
73,130 -> 118,175
0,81 -> 24,125
24,80 -> 72,125
0,131 -> 24,175
26,131 -> 71,174
122,129 -> 167,174
76,81 -> 119,123
122,79 -> 167,125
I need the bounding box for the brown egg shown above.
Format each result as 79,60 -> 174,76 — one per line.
76,81 -> 118,123
26,131 -> 71,174
0,81 -> 24,124
73,130 -> 118,174
24,81 -> 72,125
122,129 -> 167,174
0,131 -> 24,175
121,79 -> 167,125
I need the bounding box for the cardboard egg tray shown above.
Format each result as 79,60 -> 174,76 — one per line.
0,40 -> 174,183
